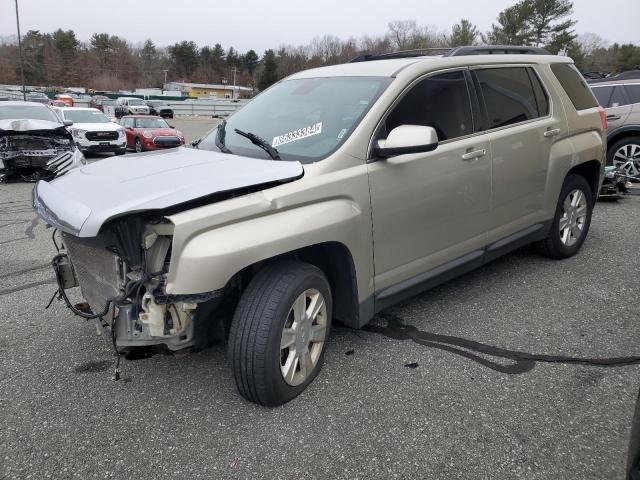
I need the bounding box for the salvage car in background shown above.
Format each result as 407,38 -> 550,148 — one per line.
115,97 -> 150,116
26,92 -> 50,104
145,100 -> 174,118
590,79 -> 640,178
88,95 -> 110,112
53,107 -> 126,155
0,101 -> 84,181
120,115 -> 184,152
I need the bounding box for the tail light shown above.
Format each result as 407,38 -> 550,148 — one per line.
597,106 -> 607,132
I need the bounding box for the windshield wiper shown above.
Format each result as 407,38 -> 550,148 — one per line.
234,128 -> 281,160
215,120 -> 232,154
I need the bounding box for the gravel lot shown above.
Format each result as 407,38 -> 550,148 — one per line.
1,159 -> 639,479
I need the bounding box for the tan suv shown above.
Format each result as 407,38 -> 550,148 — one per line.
590,79 -> 640,177
33,47 -> 605,406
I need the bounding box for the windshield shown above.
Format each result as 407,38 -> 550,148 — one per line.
64,110 -> 110,123
127,99 -> 146,106
0,105 -> 60,122
135,117 -> 169,128
197,76 -> 391,162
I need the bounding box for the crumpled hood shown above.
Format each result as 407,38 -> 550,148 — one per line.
0,118 -> 66,134
33,147 -> 303,237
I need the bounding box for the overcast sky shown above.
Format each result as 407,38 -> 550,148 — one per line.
1,0 -> 638,52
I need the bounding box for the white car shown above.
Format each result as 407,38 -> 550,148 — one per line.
53,107 -> 127,155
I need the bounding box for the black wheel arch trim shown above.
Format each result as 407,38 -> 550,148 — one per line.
607,125 -> 640,143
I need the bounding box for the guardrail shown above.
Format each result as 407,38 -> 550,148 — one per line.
165,99 -> 249,117
0,89 -> 25,101
0,93 -> 249,118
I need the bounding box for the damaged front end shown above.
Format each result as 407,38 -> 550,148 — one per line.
32,146 -> 303,357
50,216 -> 221,352
0,120 -> 85,182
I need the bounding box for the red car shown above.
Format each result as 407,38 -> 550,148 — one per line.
120,115 -> 185,152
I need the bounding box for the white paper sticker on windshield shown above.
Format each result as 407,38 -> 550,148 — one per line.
272,122 -> 322,148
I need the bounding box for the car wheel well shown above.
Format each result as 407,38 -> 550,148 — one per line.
567,160 -> 601,204
608,129 -> 640,150
230,242 -> 359,329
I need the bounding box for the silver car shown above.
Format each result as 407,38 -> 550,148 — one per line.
33,47 -> 605,405
590,79 -> 640,178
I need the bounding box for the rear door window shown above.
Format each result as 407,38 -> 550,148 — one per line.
550,63 -> 598,110
474,67 -> 542,129
609,86 -> 630,107
626,84 -> 640,104
591,86 -> 614,107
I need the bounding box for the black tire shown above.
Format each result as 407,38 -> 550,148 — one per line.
538,174 -> 593,259
134,138 -> 143,153
607,135 -> 640,166
228,260 -> 332,406
115,149 -> 126,156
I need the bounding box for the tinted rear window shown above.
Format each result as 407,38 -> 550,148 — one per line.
550,63 -> 598,110
475,67 -> 543,129
626,84 -> 640,104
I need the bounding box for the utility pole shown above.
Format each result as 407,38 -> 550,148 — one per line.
14,0 -> 26,101
231,67 -> 238,99
161,69 -> 169,86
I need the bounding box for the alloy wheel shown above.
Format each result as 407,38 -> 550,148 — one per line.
135,139 -> 143,153
280,288 -> 328,386
559,189 -> 588,246
613,143 -> 640,178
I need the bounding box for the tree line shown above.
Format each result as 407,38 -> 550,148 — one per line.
0,0 -> 638,93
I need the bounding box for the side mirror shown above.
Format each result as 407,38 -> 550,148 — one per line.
375,125 -> 438,158
63,119 -> 73,127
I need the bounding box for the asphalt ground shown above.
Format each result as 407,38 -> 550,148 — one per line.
1,147 -> 639,478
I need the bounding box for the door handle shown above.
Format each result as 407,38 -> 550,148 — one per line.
543,128 -> 561,138
461,149 -> 486,161
606,114 -> 621,121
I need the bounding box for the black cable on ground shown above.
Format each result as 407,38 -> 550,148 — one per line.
364,312 -> 640,374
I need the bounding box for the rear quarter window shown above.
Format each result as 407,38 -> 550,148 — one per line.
550,63 -> 598,110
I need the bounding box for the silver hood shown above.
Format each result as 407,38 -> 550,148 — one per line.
33,147 -> 303,237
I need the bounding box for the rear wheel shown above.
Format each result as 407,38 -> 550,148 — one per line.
228,261 -> 332,406
134,138 -> 143,153
538,174 -> 593,259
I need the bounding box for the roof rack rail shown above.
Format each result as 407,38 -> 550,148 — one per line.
446,45 -> 550,56
349,45 -> 551,63
349,48 -> 451,63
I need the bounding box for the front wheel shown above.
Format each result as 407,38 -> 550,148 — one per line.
228,261 -> 332,406
134,138 -> 143,153
538,174 -> 593,259
608,136 -> 640,181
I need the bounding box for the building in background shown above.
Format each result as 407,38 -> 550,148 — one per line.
163,82 -> 253,99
